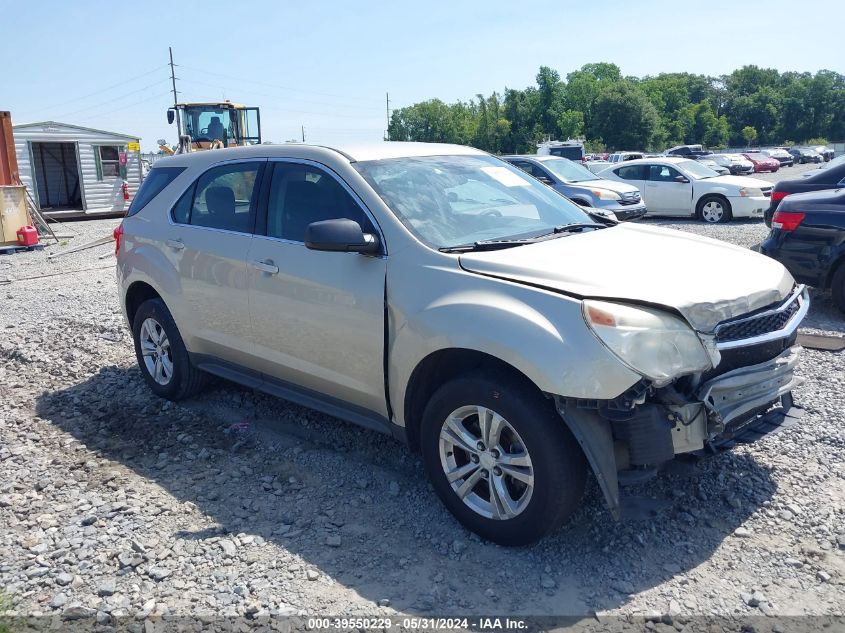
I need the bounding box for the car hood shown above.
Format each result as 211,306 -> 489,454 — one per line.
458,223 -> 793,332
699,174 -> 765,189
567,179 -> 639,194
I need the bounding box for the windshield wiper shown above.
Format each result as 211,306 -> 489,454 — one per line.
439,224 -> 604,253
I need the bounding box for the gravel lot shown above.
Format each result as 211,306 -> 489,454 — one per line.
1,166 -> 843,631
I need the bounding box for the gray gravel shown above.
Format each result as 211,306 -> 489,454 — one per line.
0,194 -> 843,629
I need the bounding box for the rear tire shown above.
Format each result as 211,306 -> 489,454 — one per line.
132,298 -> 206,401
419,371 -> 587,546
697,195 -> 733,224
831,264 -> 845,314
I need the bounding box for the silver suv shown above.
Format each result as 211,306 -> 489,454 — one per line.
116,142 -> 808,545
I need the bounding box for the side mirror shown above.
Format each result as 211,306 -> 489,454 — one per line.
537,176 -> 554,185
674,175 -> 690,183
305,219 -> 380,254
167,109 -> 175,125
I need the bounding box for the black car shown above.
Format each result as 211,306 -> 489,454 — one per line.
787,148 -> 822,164
764,159 -> 845,226
761,188 -> 845,313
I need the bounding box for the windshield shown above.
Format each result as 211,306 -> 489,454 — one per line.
540,157 -> 598,182
182,106 -> 234,145
678,160 -> 719,179
354,155 -> 596,249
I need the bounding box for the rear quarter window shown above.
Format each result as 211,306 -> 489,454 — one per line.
126,167 -> 186,217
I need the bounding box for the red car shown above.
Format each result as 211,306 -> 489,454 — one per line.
743,153 -> 780,173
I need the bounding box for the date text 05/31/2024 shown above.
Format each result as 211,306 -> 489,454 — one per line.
307,617 -> 529,630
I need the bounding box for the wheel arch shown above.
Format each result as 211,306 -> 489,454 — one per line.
402,348 -> 542,452
125,280 -> 163,326
696,192 -> 732,218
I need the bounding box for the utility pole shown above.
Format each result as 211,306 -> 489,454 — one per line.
301,125 -> 305,143
168,47 -> 182,138
385,92 -> 390,141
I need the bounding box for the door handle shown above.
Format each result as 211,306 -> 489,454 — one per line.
166,239 -> 185,250
249,259 -> 279,275
646,183 -> 657,187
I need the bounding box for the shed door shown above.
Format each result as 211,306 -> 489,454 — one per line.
31,142 -> 83,210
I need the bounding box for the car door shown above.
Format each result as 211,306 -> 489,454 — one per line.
613,164 -> 647,201
644,164 -> 691,215
167,159 -> 265,366
245,160 -> 388,417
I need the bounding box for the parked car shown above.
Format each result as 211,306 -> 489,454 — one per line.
788,148 -> 822,164
704,153 -> 754,175
801,153 -> 845,178
503,155 -> 646,221
761,188 -> 845,313
116,142 -> 806,545
760,148 -> 794,167
536,140 -> 585,161
665,144 -> 709,159
584,159 -> 612,175
743,153 -> 780,173
813,146 -> 834,162
600,157 -> 772,222
607,151 -> 646,164
765,159 -> 845,225
698,158 -> 730,175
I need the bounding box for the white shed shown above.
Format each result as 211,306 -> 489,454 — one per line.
13,121 -> 142,217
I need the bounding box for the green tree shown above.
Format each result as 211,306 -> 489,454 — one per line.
557,110 -> 584,140
590,82 -> 660,150
741,125 -> 758,146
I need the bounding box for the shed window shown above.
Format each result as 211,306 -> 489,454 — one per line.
96,145 -> 122,179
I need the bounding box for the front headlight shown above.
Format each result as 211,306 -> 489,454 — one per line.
591,189 -> 621,201
583,300 -> 712,385
739,187 -> 764,197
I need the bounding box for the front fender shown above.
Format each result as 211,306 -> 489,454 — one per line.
387,262 -> 641,428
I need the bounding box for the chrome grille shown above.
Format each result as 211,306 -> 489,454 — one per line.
714,287 -> 807,348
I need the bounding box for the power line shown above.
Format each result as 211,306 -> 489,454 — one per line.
50,79 -> 171,120
25,65 -> 169,116
179,65 -> 380,104
74,90 -> 173,123
177,78 -> 382,113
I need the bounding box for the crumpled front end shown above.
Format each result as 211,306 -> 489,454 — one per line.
556,286 -> 809,519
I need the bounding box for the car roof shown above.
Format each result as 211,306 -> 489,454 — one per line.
607,157 -> 691,167
501,154 -> 565,162
152,141 -> 486,168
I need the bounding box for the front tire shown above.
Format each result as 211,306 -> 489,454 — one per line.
697,195 -> 732,224
132,298 -> 206,401
420,371 -> 587,546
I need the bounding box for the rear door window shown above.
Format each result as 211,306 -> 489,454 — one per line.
615,165 -> 647,180
171,162 -> 264,233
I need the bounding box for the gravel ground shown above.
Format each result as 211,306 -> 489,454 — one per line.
0,182 -> 843,631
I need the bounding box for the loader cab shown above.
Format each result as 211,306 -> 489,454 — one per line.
167,101 -> 261,151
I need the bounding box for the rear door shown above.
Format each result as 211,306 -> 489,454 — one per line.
644,164 -> 691,215
245,160 -> 388,416
613,164 -> 647,202
167,159 -> 265,366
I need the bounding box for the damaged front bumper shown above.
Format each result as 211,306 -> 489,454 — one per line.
555,344 -> 805,520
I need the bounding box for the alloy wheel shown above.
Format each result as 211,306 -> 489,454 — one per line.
139,317 -> 174,385
438,405 -> 534,520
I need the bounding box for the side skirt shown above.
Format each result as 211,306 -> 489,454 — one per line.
191,353 -> 395,437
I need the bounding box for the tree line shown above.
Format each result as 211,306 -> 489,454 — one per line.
387,63 -> 845,154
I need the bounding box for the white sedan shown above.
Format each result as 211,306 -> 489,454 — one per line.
599,157 -> 772,223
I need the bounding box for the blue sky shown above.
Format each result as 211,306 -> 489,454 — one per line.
3,0 -> 843,151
